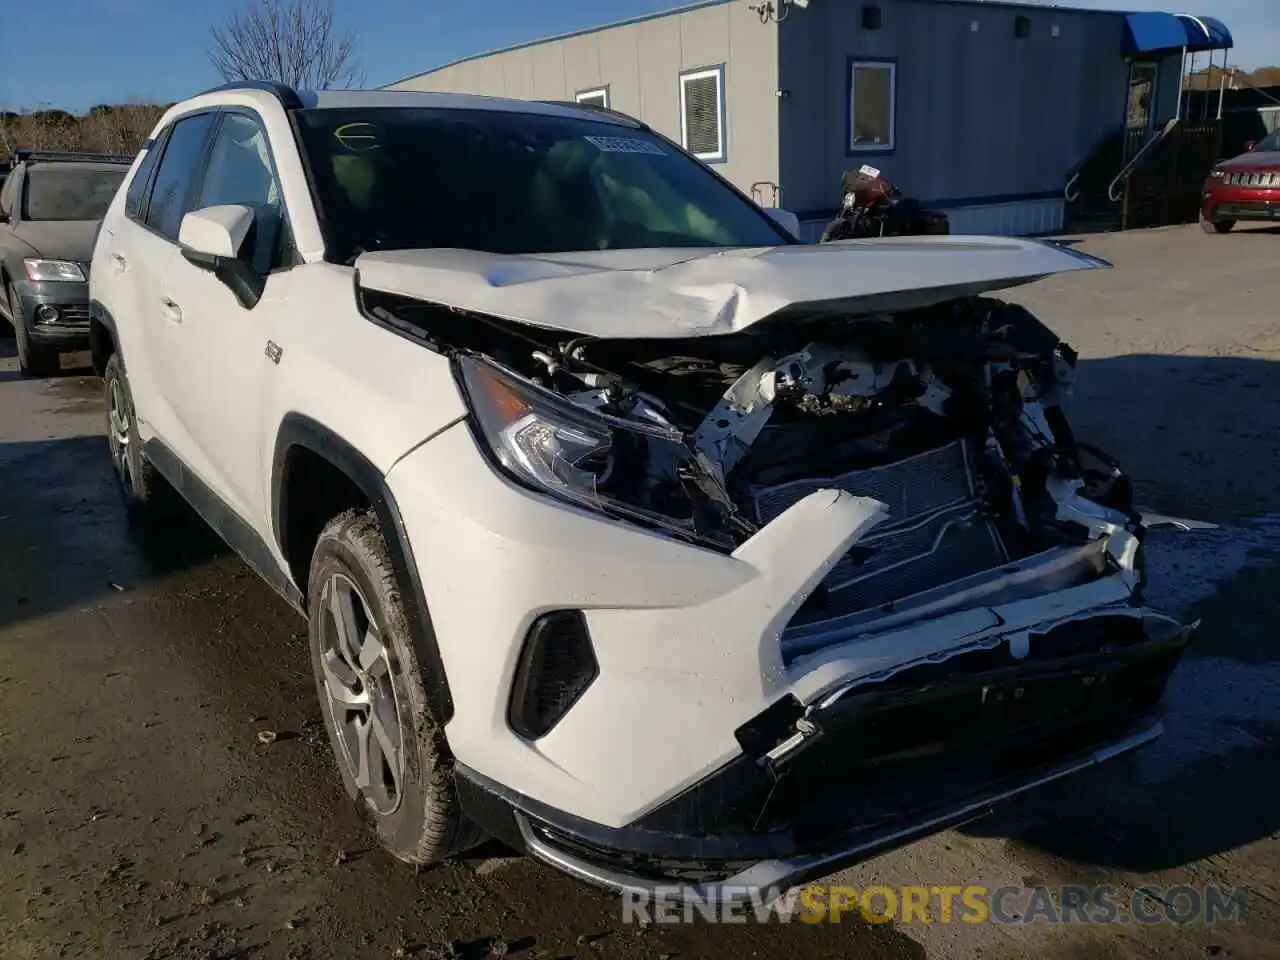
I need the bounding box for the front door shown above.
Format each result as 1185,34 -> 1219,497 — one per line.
161,108 -> 294,533
1125,61 -> 1160,160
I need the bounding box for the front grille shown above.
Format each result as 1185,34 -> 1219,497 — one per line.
748,439 -> 1007,631
1224,170 -> 1280,187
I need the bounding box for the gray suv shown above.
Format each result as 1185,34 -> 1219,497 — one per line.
0,150 -> 130,375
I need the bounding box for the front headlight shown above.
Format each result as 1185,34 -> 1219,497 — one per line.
456,354 -> 744,546
24,259 -> 86,282
1209,168 -> 1225,179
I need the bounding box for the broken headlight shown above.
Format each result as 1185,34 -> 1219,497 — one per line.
456,355 -> 736,544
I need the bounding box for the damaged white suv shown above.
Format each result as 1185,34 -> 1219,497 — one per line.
90,83 -> 1195,899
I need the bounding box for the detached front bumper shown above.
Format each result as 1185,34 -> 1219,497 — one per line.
387,421 -> 1193,889
458,613 -> 1187,897
16,279 -> 92,348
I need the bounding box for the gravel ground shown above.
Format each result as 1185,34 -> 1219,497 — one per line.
1,223 -> 1278,960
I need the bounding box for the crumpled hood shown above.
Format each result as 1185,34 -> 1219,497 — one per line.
9,220 -> 99,265
355,236 -> 1110,340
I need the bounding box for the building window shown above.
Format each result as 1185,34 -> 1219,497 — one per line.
680,65 -> 726,162
848,59 -> 896,152
576,87 -> 609,109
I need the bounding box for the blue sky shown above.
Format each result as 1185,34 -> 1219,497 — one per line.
0,0 -> 1273,114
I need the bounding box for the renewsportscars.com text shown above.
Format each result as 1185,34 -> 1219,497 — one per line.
622,884 -> 1250,926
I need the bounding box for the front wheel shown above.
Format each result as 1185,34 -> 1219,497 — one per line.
1200,214 -> 1235,235
307,510 -> 484,864
9,285 -> 60,377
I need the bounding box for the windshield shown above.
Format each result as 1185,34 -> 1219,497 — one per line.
1255,128 -> 1280,153
22,167 -> 126,221
295,107 -> 790,263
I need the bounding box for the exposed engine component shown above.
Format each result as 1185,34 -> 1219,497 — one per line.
373,288 -> 1127,624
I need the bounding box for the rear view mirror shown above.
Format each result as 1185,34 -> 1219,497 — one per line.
178,204 -> 264,309
179,204 -> 254,259
763,206 -> 801,240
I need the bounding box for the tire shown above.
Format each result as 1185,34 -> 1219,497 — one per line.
9,284 -> 60,377
103,352 -> 168,514
1200,214 -> 1235,235
307,509 -> 484,864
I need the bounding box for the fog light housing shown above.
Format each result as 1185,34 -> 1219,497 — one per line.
35,304 -> 60,324
508,610 -> 598,740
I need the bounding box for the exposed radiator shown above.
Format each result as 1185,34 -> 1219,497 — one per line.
748,439 -> 1007,626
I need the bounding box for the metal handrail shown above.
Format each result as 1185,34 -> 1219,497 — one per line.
1108,118 -> 1180,203
1064,172 -> 1082,203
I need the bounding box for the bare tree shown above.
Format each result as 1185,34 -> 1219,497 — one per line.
209,0 -> 366,91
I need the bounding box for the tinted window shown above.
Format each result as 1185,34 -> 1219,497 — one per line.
125,138 -> 166,222
197,113 -> 289,272
22,167 -> 126,221
293,107 -> 789,264
145,112 -> 216,240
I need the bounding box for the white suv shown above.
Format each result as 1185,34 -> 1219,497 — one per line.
90,82 -> 1196,900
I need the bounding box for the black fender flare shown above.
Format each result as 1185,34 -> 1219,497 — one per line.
89,299 -> 121,377
271,413 -> 454,722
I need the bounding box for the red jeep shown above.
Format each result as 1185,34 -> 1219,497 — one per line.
1200,128 -> 1280,234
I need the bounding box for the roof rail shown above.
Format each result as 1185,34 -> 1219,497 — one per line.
537,99 -> 646,129
191,80 -> 304,110
15,149 -> 134,165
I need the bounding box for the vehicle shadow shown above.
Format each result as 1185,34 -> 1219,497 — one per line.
0,433 -> 230,630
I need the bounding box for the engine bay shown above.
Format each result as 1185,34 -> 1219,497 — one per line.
364,289 -> 1142,632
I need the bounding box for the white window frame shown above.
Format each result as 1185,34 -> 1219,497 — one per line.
679,65 -> 726,163
848,60 -> 896,152
575,87 -> 609,109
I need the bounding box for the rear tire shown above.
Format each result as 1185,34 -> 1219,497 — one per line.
9,285 -> 60,377
1200,214 -> 1235,235
307,509 -> 484,865
103,352 -> 168,515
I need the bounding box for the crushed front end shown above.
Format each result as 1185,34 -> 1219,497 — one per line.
372,285 -> 1197,899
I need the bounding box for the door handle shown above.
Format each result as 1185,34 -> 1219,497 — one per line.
110,252 -> 127,275
160,297 -> 183,323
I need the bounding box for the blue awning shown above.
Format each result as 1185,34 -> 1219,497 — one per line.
1122,11 -> 1233,56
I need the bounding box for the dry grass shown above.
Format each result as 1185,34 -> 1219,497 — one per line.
1,104 -> 167,160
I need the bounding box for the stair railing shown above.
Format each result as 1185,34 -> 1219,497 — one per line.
1108,117 -> 1180,202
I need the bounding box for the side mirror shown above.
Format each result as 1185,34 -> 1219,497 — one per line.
179,204 -> 264,308
763,206 -> 801,240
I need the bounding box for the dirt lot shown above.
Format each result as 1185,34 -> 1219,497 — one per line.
1,223 -> 1278,960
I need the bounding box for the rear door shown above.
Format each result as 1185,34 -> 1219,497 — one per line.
93,134 -> 164,396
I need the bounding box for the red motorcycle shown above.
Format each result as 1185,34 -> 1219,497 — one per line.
820,165 -> 950,242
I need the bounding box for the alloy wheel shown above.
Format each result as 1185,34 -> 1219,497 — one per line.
318,572 -> 406,816
107,377 -> 136,496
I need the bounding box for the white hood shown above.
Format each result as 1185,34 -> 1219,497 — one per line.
355,236 -> 1109,340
